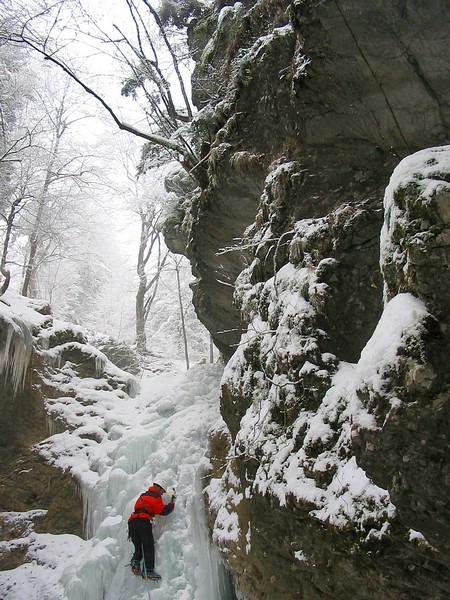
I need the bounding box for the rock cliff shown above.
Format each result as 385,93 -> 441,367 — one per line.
1,1 -> 448,597
0,294 -> 137,570
163,0 -> 450,598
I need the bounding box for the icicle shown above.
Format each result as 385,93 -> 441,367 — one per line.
0,315 -> 33,395
95,356 -> 105,378
81,483 -> 97,540
191,466 -> 236,600
127,377 -> 140,398
39,335 -> 50,351
46,415 -> 56,437
46,414 -> 65,437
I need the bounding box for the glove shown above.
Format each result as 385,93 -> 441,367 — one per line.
171,488 -> 177,501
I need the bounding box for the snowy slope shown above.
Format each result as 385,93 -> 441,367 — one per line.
0,359 -> 233,600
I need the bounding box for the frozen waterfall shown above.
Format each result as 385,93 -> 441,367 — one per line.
0,362 -> 235,600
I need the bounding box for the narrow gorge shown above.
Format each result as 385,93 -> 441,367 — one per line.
1,1 -> 448,599
163,1 -> 450,598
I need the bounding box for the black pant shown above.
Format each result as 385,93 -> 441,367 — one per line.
128,518 -> 155,570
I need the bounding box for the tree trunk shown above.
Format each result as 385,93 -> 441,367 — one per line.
0,197 -> 24,296
175,261 -> 189,370
135,282 -> 147,353
134,205 -> 169,353
21,234 -> 38,297
209,335 -> 214,364
21,94 -> 66,297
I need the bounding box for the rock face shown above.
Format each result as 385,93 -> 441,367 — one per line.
0,295 -> 137,570
355,146 -> 450,562
163,1 -> 450,598
0,299 -> 83,569
164,0 -> 449,361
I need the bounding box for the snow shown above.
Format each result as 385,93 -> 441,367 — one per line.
0,328 -> 233,600
217,2 -> 243,28
1,146 -> 440,595
384,145 -> 450,207
380,144 -> 450,298
294,550 -> 307,563
211,282 -> 430,544
0,292 -> 41,393
213,147 -> 436,543
356,293 -> 429,393
244,23 -> 294,67
0,291 -> 50,330
409,529 -> 426,543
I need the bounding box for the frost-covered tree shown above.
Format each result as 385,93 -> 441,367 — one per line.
0,5 -> 31,187
0,1 -> 213,363
0,57 -> 102,298
144,251 -> 213,365
0,34 -> 118,305
20,80 -> 96,297
135,200 -> 168,352
0,38 -> 37,294
1,0 -> 207,181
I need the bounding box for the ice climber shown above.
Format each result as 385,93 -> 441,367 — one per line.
128,479 -> 176,580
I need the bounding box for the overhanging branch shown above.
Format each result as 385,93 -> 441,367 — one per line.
10,34 -> 187,156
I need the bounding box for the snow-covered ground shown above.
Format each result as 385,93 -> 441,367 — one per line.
2,145 -> 445,598
0,357 -> 233,600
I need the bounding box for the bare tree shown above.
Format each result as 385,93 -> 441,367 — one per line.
0,191 -> 29,295
0,133 -> 34,295
20,81 -> 92,297
135,203 -> 169,352
0,33 -> 104,299
0,41 -> 36,295
145,252 -> 212,368
171,254 -> 189,369
1,0 -> 207,183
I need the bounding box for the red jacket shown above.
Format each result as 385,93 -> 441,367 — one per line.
128,486 -> 175,523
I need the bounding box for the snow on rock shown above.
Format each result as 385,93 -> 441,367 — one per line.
383,145 -> 450,217
207,473 -> 243,550
0,363 -> 230,600
209,250 -> 431,548
0,290 -> 51,330
0,509 -> 85,599
0,291 -> 43,394
380,144 -> 450,303
355,293 -> 429,395
0,291 -> 232,599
